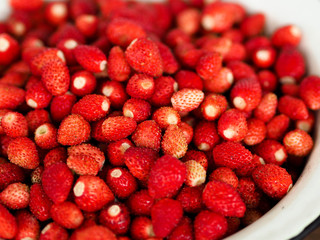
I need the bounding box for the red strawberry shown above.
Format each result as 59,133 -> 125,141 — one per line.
42,162 -> 74,204
72,94 -> 110,122
251,46 -> 277,68
106,167 -> 138,199
0,182 -> 29,209
45,2 -> 69,26
73,45 -> 107,73
70,71 -> 97,96
130,216 -> 155,240
124,147 -> 158,182
100,80 -> 128,109
178,121 -> 194,144
99,203 -> 130,235
73,175 -> 114,212
240,13 -> 265,37
35,123 -> 59,150
40,222 -> 69,240
67,154 -> 100,176
203,67 -> 234,93
278,95 -> 308,120
213,141 -> 252,170
226,60 -> 256,82
15,210 -> 40,240
57,114 -> 91,146
281,83 -> 300,97
131,120 -> 162,151
171,88 -> 204,112
252,164 -> 293,199
177,7 -> 201,34
237,177 -> 261,208
254,140 -> 287,165
175,70 -> 203,90
0,83 -> 25,109
218,109 -> 248,142
51,201 -> 84,229
50,93 -> 77,123
267,114 -> 290,140
299,76 -> 320,110
29,184 -> 53,221
0,33 -> 20,65
71,225 -> 117,240
152,107 -> 181,129
148,155 -> 186,199
107,46 -> 131,82
1,111 -> 28,138
254,93 -> 278,122
168,216 -> 194,240
223,29 -> 244,43
195,210 -> 228,240
125,38 -> 163,77
196,52 -> 222,81
151,198 -> 183,238
150,76 -> 177,107
156,41 -> 179,74
200,37 -> 231,59
75,14 -> 98,37
176,186 -> 203,214
224,42 -> 247,62
210,167 -> 239,189
162,124 -> 188,158
26,109 -> 51,133
201,94 -> 228,121
107,139 -> 134,166
184,160 -> 206,187
230,78 -> 262,112
271,25 -> 302,48
0,204 -> 17,239
193,121 -> 220,151
8,137 -> 39,169
43,147 -> 67,168
0,163 -> 25,190
244,118 -> 267,146
102,116 -> 137,142
283,129 -> 313,157
123,98 -> 152,123
127,190 -> 154,216
257,70 -> 278,92
203,180 -> 246,217
166,28 -> 191,47
26,81 -> 53,109
57,38 -> 79,66
126,74 -> 155,100
182,150 -> 208,171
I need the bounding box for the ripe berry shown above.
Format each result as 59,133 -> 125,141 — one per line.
51,201 -> 84,229
70,71 -> 97,96
283,129 -> 313,157
127,190 -> 154,216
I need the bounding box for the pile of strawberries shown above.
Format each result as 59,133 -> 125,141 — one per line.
0,0 -> 319,239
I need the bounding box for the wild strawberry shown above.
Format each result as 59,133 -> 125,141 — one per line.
73,175 -> 114,212
102,116 -> 136,142
201,94 -> 228,121
69,0 -> 97,19
182,150 -> 208,171
196,52 -> 222,81
266,114 -> 290,140
201,2 -> 234,33
57,114 -> 90,146
0,204 -> 17,239
127,190 -> 154,216
42,162 -> 73,204
226,60 -> 256,82
107,139 -> 133,166
40,222 -> 69,240
176,186 -> 203,213
57,38 -> 79,66
0,109 -> 10,135
275,47 -> 305,83
237,177 -> 262,208
100,80 -> 128,109
175,70 -> 203,90
106,167 -> 138,199
218,109 -> 248,142
41,59 -> 70,96
210,167 -> 239,189
193,121 -> 219,151
99,203 -> 130,235
107,18 -> 147,47
15,210 -> 40,240
166,28 -> 191,47
0,163 -> 25,190
223,29 -> 244,43
271,25 -> 302,48
126,74 -> 155,100
257,70 -> 278,92
231,78 -> 262,112
34,123 -> 59,150
10,0 -> 42,11
296,111 -> 315,133
254,140 -> 287,166
130,216 -> 155,240
1,111 -> 28,138
0,33 -> 19,65
25,110 -> 50,134
281,83 -> 300,97
283,129 -> 313,157
152,107 -> 181,130
156,41 -> 179,74
151,198 -> 183,238
107,46 -> 131,82
171,88 -> 204,112
148,155 -> 186,199
29,184 -> 52,221
252,164 -> 293,199
203,67 -> 234,93
194,210 -> 227,240
45,2 -> 68,25
43,147 -> 67,168
125,38 -> 163,77
224,42 -> 247,62
0,83 -> 25,110
244,118 -> 267,146
31,166 -> 43,184
50,93 -> 77,123
67,154 -> 100,176
253,92 -> 278,122
175,42 -> 204,68
75,14 -> 99,37
299,75 -> 320,110
150,76 -> 177,107
184,160 -> 206,187
73,45 -> 107,73
0,182 -> 29,209
168,216 -> 194,240
124,147 -> 158,182
199,37 -> 231,59
70,71 -> 97,96
26,80 -> 52,109
178,122 -> 194,144
177,8 -> 200,34
162,125 -> 188,158
240,13 -> 265,37
49,23 -> 85,46
8,137 -> 39,169
50,201 -> 84,229
131,120 -> 162,151
278,95 -> 308,120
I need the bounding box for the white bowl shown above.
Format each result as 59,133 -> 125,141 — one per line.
1,0 -> 320,239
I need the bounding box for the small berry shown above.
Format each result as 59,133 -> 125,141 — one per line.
102,116 -> 137,142
107,46 -> 131,82
51,201 -> 84,229
254,93 -> 278,122
267,114 -> 290,140
0,182 -> 30,209
171,88 -> 204,112
193,121 -> 220,151
34,123 -> 59,150
1,111 -> 28,138
127,190 -> 154,216
107,139 -> 134,167
70,71 -> 97,96
244,118 -> 267,146
201,93 -> 228,121
126,74 -> 155,100
271,25 -> 302,48
184,160 -> 206,187
299,76 -> 320,110
283,129 -> 313,157
0,204 -> 17,239
278,95 -> 308,120
162,124 -> 188,158
210,167 -> 239,188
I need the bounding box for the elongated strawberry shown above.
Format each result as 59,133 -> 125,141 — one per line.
254,140 -> 287,165
29,184 -> 52,221
15,210 -> 40,240
278,95 -> 308,120
107,46 -> 131,82
26,81 -> 53,109
100,80 -> 128,109
267,114 -> 290,140
271,25 -> 302,47
254,93 -> 278,122
156,41 -> 179,74
162,124 -> 188,158
193,121 -> 220,151
148,155 -> 186,199
51,201 -> 84,229
73,45 -> 107,73
0,204 -> 17,239
107,139 -> 133,166
176,186 -> 203,214
0,83 -> 25,110
244,118 -> 267,146
196,52 -> 222,80
171,88 -> 204,112
299,75 -> 320,110
125,38 -> 163,77
127,190 -> 154,216
102,116 -> 137,142
203,67 -> 234,93
67,154 -> 100,176
150,76 -> 177,107
210,167 -> 239,189
184,160 -> 206,187
0,33 -> 20,65
50,93 -> 77,123
0,182 -> 29,209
